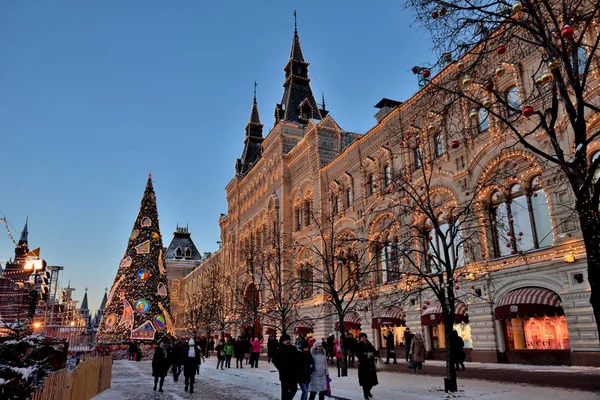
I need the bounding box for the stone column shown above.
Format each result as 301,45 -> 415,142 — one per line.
494,319 -> 506,353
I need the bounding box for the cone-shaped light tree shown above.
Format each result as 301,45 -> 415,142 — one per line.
96,175 -> 174,344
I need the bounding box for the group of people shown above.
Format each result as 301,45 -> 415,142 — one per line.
274,332 -> 379,400
150,338 -> 204,393
213,335 -> 265,369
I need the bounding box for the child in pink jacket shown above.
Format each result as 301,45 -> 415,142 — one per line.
249,336 -> 264,368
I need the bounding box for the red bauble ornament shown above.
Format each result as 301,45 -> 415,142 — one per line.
533,192 -> 538,197
482,218 -> 487,223
441,108 -> 449,116
451,140 -> 460,149
506,231 -> 512,236
400,141 -> 405,146
496,45 -> 507,55
369,207 -> 374,211
561,25 -> 574,39
428,236 -> 433,240
425,301 -> 430,305
484,81 -> 494,91
455,285 -> 460,290
422,69 -> 431,78
470,285 -> 475,289
503,260 -> 508,264
511,250 -> 516,255
506,243 -> 511,248
522,105 -> 535,117
465,191 -> 470,196
422,305 -> 428,310
432,11 -> 439,19
420,186 -> 425,191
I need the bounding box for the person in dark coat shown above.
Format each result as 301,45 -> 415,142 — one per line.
215,339 -> 225,370
356,332 -> 378,399
384,331 -> 397,364
198,337 -> 208,358
326,334 -> 335,364
298,341 -> 314,400
234,336 -> 245,368
450,330 -> 466,371
267,334 -> 279,363
152,339 -> 171,392
274,334 -> 300,400
183,338 -> 204,393
404,328 -> 413,362
344,333 -> 356,366
128,342 -> 136,361
171,340 -> 185,382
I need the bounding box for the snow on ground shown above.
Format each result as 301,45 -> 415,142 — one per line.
95,357 -> 599,400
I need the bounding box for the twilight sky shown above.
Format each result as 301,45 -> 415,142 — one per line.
0,1 -> 435,312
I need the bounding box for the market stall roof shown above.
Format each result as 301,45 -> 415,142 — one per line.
421,300 -> 468,326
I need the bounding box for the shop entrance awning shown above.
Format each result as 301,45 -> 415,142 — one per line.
372,306 -> 405,328
293,318 -> 315,335
494,287 -> 562,320
334,311 -> 361,331
421,301 -> 468,326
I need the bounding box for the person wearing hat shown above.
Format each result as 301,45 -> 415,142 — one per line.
356,332 -> 378,399
274,334 -> 300,400
183,338 -> 205,393
152,338 -> 171,392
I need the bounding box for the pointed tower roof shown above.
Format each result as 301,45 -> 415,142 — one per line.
81,289 -> 89,311
274,12 -> 322,126
236,82 -> 265,175
165,225 -> 203,261
18,217 -> 28,245
99,290 -> 108,311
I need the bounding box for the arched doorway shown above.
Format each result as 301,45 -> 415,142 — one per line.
242,282 -> 261,338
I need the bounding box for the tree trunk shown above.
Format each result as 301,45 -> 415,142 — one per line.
443,314 -> 457,392
339,324 -> 348,377
577,204 -> 600,340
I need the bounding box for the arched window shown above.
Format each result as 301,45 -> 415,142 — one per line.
175,247 -> 183,259
295,206 -> 302,231
488,178 -> 552,257
434,133 -> 444,157
299,265 -> 313,299
345,187 -> 353,207
304,199 -> 312,227
506,86 -> 520,117
426,215 -> 464,272
478,108 -> 489,132
184,248 -> 192,259
414,148 -> 423,168
375,240 -> 394,284
383,164 -> 392,186
367,174 -> 375,196
333,194 -> 340,215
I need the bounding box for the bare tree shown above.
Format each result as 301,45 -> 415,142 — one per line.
405,0 -> 600,338
183,292 -> 204,339
296,193 -> 375,377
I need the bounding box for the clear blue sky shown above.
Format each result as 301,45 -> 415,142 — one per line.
0,1 -> 434,312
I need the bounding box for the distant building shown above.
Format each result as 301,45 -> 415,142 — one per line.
164,226 -> 203,333
93,290 -> 108,332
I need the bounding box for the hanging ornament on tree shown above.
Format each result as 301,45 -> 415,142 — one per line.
157,283 -> 168,297
120,298 -> 135,329
130,321 -> 156,341
561,25 -> 574,39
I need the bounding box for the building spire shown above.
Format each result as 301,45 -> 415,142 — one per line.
275,15 -> 322,125
236,83 -> 265,175
18,216 -> 28,245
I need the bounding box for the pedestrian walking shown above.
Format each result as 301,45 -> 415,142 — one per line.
183,338 -> 204,393
384,331 -> 397,364
308,341 -> 330,400
171,340 -> 184,382
344,333 -> 356,366
333,339 -> 343,370
274,334 -> 299,400
326,334 -> 335,364
409,332 -> 426,374
199,336 -> 208,358
244,337 -> 252,365
298,341 -> 314,400
450,330 -> 466,371
234,336 -> 245,368
224,337 -> 234,368
151,339 -> 171,392
267,334 -> 279,363
128,342 -> 136,361
208,338 -> 215,355
216,339 -> 225,370
249,336 -> 264,368
356,332 -> 378,399
404,328 -> 413,362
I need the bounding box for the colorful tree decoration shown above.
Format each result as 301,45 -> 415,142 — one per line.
137,269 -> 150,280
96,176 -> 173,344
130,321 -> 156,341
154,315 -> 166,329
135,299 -> 150,313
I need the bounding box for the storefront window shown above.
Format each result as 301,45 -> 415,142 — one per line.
430,322 -> 472,349
379,325 -> 407,348
454,322 -> 472,348
505,315 -> 570,350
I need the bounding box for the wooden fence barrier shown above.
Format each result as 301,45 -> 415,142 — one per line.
31,355 -> 112,400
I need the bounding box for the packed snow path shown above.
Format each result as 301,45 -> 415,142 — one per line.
95,357 -> 599,400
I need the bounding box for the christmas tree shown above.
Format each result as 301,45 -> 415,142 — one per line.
96,175 -> 174,344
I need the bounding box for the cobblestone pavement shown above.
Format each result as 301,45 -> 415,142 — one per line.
94,359 -> 278,400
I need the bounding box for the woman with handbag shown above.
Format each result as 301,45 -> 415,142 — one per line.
355,332 -> 378,399
409,332 -> 426,374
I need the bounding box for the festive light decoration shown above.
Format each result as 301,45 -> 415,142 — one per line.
495,65 -> 505,77
484,81 -> 494,91
512,1 -> 523,12
496,45 -> 507,55
535,70 -> 554,85
96,176 -> 173,344
462,75 -> 472,86
522,105 -> 535,117
561,25 -> 574,39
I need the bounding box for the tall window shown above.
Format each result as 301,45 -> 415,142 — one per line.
345,187 -> 353,207
434,133 -> 444,157
426,216 -> 464,272
383,164 -> 392,186
295,207 -> 302,231
414,148 -> 423,168
375,242 -> 394,284
333,195 -> 340,215
367,174 -> 375,196
506,86 -> 520,117
304,200 -> 312,227
477,108 -> 489,132
299,265 -> 313,299
489,178 -> 552,258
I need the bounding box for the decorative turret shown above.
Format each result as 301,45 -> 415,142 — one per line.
236,82 -> 265,175
15,217 -> 29,261
274,11 -> 322,125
